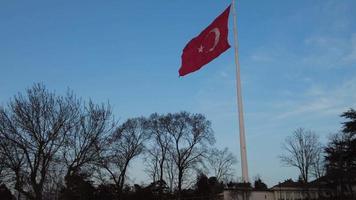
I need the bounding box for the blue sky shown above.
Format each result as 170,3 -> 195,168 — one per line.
1,0 -> 356,187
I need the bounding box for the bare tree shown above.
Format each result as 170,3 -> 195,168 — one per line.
145,113 -> 173,197
207,147 -> 237,182
165,155 -> 178,192
62,101 -> 114,178
98,117 -> 149,198
42,163 -> 64,200
162,112 -> 215,199
0,84 -> 80,200
145,146 -> 160,183
311,148 -> 325,180
279,128 -> 322,183
0,133 -> 20,186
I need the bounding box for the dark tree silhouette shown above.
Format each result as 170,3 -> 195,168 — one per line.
59,171 -> 95,200
145,113 -> 172,198
196,173 -> 224,199
325,109 -> 356,199
0,84 -> 80,200
0,84 -> 223,200
95,184 -> 116,200
98,117 -> 149,199
206,147 -> 237,182
341,109 -> 356,136
196,173 -> 209,195
163,112 -> 215,199
0,184 -> 15,200
254,177 -> 267,190
279,128 -> 322,183
63,101 -> 114,178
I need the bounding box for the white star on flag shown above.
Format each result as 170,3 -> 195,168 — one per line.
198,45 -> 204,53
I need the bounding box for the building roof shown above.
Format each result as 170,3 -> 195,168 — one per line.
271,179 -> 306,189
271,176 -> 335,190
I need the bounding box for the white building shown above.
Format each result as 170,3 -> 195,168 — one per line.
223,179 -> 331,200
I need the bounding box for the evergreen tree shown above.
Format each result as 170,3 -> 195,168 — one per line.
254,178 -> 268,190
59,171 -> 95,200
325,109 -> 356,199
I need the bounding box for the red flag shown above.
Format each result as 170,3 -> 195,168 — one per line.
179,5 -> 231,77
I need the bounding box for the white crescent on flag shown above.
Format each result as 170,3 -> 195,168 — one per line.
208,28 -> 220,52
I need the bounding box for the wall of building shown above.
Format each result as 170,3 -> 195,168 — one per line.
223,188 -> 332,200
223,190 -> 274,200
250,191 -> 274,200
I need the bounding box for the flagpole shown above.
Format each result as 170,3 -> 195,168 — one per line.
231,0 -> 249,183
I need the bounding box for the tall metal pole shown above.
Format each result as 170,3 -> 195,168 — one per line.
231,0 -> 249,183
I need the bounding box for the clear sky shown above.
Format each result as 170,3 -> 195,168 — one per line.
1,0 -> 356,187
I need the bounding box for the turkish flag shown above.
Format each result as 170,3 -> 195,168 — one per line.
179,5 -> 231,77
